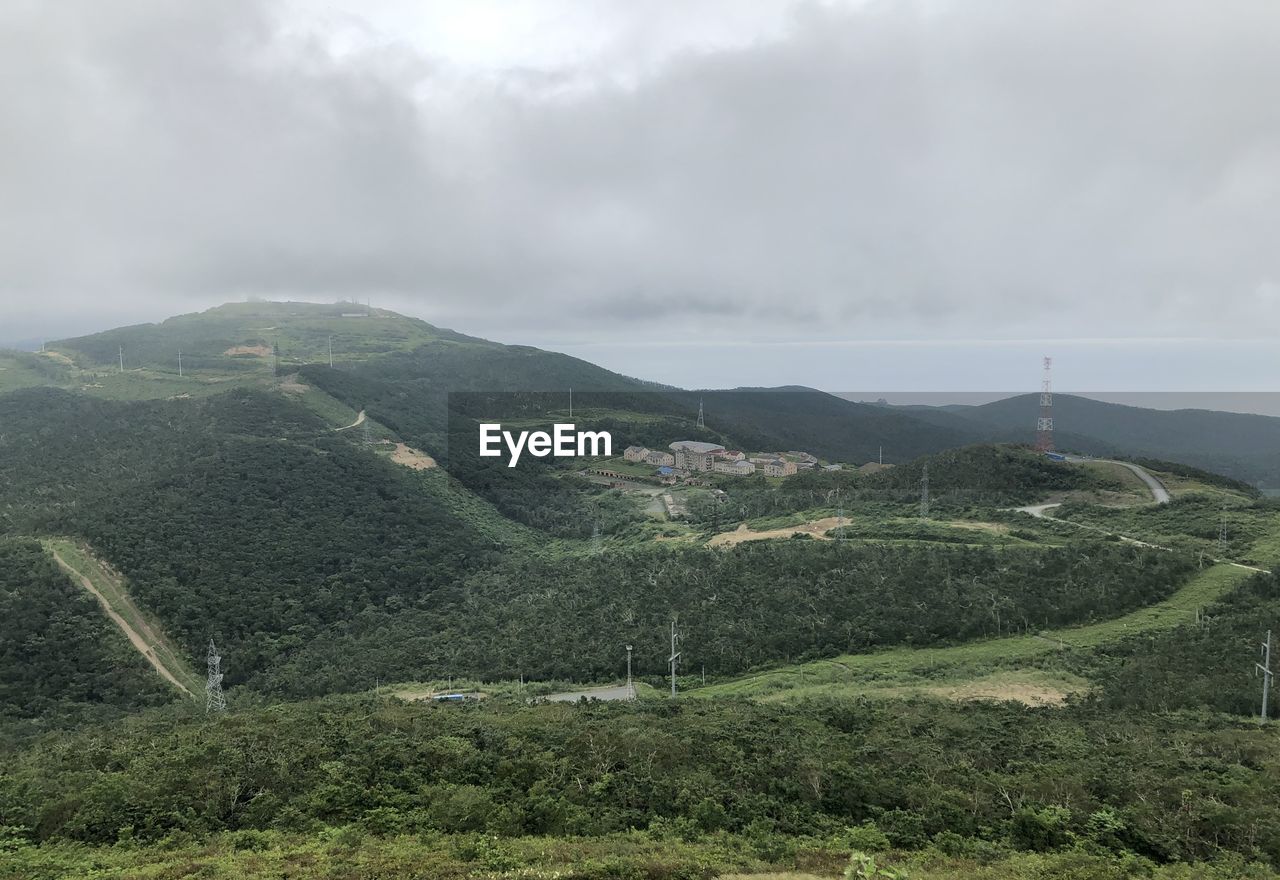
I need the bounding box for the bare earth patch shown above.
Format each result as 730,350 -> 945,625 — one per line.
391,442 -> 436,470
278,373 -> 309,394
40,350 -> 75,365
224,344 -> 273,357
922,677 -> 1081,707
940,520 -> 1009,533
708,516 -> 843,547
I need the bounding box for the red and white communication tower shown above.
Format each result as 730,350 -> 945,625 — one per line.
1035,356 -> 1054,452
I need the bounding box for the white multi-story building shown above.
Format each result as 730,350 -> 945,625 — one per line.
670,440 -> 725,472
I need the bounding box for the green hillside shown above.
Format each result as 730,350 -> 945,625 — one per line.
0,538 -> 173,740
956,393 -> 1280,488
4,304 -> 1280,879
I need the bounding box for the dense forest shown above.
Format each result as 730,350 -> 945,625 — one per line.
1087,570 -> 1280,716
0,538 -> 171,739
0,383 -> 1207,696
3,693 -> 1278,870
256,540 -> 1193,694
686,445 -> 1109,527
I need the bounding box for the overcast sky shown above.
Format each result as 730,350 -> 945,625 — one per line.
2,0 -> 1278,391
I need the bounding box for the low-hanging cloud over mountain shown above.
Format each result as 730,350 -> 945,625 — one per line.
2,0 -> 1279,371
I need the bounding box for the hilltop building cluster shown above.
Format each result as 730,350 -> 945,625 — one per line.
624,440 -> 813,478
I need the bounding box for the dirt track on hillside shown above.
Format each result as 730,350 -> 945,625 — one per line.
708,517 -> 844,547
51,548 -> 194,696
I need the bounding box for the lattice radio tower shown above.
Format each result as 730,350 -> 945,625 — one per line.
1035,356 -> 1055,452
696,398 -> 705,430
205,638 -> 227,713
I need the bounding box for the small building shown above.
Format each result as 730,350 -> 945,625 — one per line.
752,456 -> 798,477
624,445 -> 649,463
670,440 -> 726,472
645,450 -> 675,467
713,459 -> 756,476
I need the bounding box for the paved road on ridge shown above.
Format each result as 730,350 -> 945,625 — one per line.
1066,456 -> 1171,504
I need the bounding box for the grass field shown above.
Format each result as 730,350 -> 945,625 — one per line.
694,562 -> 1254,703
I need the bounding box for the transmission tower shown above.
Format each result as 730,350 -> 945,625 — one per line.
205,639 -> 227,713
362,417 -> 373,445
625,644 -> 635,700
920,462 -> 930,519
1218,505 -> 1230,555
1035,356 -> 1055,452
1258,630 -> 1274,721
668,619 -> 681,698
696,399 -> 705,430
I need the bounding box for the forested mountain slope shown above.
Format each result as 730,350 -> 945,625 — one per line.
0,388 -> 507,687
0,538 -> 172,739
954,393 -> 1280,487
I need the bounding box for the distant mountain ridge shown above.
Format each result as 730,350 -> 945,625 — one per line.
890,393 -> 1280,488
4,300 -> 1277,485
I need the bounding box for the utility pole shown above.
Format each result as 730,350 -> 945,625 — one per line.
625,644 -> 634,700
205,639 -> 227,713
879,445 -> 883,466
178,350 -> 183,378
1258,630 -> 1274,721
118,345 -> 124,373
668,620 -> 681,698
328,335 -> 334,368
569,387 -> 573,420
920,462 -> 930,519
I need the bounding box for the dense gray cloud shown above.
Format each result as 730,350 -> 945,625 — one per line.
1,0 -> 1278,386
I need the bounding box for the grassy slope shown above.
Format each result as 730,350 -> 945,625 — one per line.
6,835 -> 1272,880
694,562 -> 1252,702
694,469 -> 1279,703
